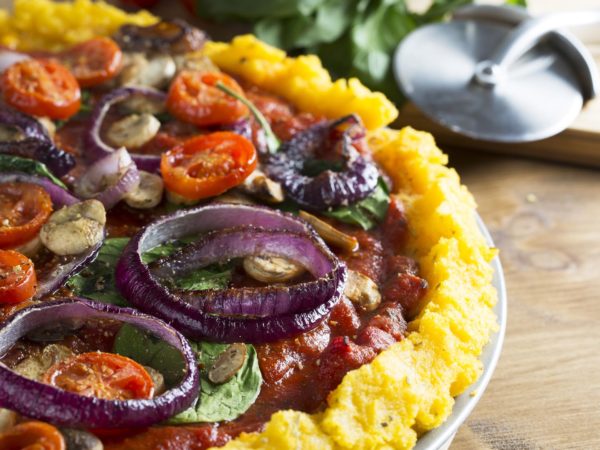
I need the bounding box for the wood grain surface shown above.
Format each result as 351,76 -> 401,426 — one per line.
447,149 -> 600,449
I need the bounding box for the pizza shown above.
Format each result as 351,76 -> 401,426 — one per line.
0,1 -> 498,450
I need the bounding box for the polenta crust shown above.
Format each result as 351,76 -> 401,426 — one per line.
0,4 -> 498,448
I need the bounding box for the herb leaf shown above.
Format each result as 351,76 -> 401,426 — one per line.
323,178 -> 389,230
67,238 -> 232,305
170,342 -> 262,423
0,154 -> 67,188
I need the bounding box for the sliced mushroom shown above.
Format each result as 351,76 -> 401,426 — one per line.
165,190 -> 198,206
212,191 -> 256,205
344,269 -> 381,312
144,366 -> 166,397
106,113 -> 161,149
243,255 -> 305,284
208,343 -> 247,385
60,428 -> 103,450
13,344 -> 74,381
122,94 -> 167,115
123,170 -> 164,209
0,124 -> 24,141
119,52 -> 176,89
37,116 -> 56,139
298,210 -> 359,253
241,169 -> 284,204
13,235 -> 43,258
174,52 -> 219,74
40,200 -> 106,256
0,409 -> 17,433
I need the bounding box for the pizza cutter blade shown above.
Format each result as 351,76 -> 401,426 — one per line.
394,5 -> 600,143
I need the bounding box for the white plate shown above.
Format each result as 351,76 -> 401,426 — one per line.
415,214 -> 507,450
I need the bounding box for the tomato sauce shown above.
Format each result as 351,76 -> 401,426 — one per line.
0,84 -> 427,450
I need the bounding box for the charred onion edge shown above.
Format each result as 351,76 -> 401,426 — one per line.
0,298 -> 199,428
150,226 -> 345,317
0,105 -> 75,177
115,203 -> 347,343
86,86 -> 167,172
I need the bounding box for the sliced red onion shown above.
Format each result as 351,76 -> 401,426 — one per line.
34,234 -> 104,299
0,105 -> 75,176
0,298 -> 199,428
85,87 -> 167,172
0,49 -> 30,73
264,115 -> 379,210
75,147 -> 140,209
0,172 -> 78,207
115,204 -> 346,343
150,226 -> 344,317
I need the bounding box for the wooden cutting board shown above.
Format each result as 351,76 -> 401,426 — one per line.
397,0 -> 600,167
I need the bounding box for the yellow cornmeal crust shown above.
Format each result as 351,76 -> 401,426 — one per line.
0,0 -> 157,51
0,4 -> 499,448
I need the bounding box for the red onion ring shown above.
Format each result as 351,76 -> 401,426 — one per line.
265,115 -> 379,210
75,147 -> 140,209
0,172 -> 78,208
0,105 -> 75,176
115,204 -> 347,343
150,226 -> 344,317
0,49 -> 29,73
85,86 -> 167,172
0,298 -> 199,428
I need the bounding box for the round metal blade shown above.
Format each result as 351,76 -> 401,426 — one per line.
394,20 -> 584,142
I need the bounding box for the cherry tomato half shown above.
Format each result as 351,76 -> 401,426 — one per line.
0,250 -> 37,305
0,182 -> 53,248
58,37 -> 123,88
2,58 -> 81,120
166,71 -> 249,126
0,421 -> 65,450
161,131 -> 257,201
43,352 -> 154,400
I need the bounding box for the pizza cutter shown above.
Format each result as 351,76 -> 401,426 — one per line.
394,5 -> 600,142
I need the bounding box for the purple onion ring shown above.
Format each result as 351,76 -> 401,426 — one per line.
265,115 -> 379,210
0,105 -> 75,177
0,298 -> 199,429
115,204 -> 346,343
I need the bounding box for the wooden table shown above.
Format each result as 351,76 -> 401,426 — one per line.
446,149 -> 600,449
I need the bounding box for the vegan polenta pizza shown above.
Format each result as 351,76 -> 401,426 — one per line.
0,1 -> 499,449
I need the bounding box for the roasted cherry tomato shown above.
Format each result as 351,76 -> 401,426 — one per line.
2,58 -> 81,120
161,131 -> 257,201
0,250 -> 37,305
0,182 -> 53,248
43,352 -> 154,400
58,37 -> 123,88
0,421 -> 65,450
166,71 -> 249,126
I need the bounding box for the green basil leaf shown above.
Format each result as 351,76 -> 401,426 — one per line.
323,178 -> 389,230
192,0 -> 321,21
113,324 -> 188,387
0,154 -> 67,189
170,342 -> 262,423
504,0 -> 527,6
67,238 -> 232,305
66,237 -> 130,305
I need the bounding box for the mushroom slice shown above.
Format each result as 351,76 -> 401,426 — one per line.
37,117 -> 56,139
13,344 -> 74,381
243,255 -> 305,284
208,343 -> 247,385
144,366 -> 166,397
241,169 -> 284,204
0,124 -> 24,141
298,210 -> 359,252
0,409 -> 17,433
119,52 -> 176,89
106,113 -> 161,149
174,52 -> 219,74
40,200 -> 106,256
344,269 -> 381,312
124,170 -> 164,209
60,428 -> 104,450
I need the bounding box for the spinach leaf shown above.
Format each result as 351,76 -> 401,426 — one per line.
0,154 -> 67,188
170,342 -> 262,423
323,178 -> 389,230
66,237 -> 130,305
113,324 -> 188,387
67,238 -> 233,305
79,90 -> 94,115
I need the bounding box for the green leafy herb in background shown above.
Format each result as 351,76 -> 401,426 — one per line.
323,178 -> 390,230
67,237 -> 232,305
193,0 -> 526,105
0,154 -> 67,188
